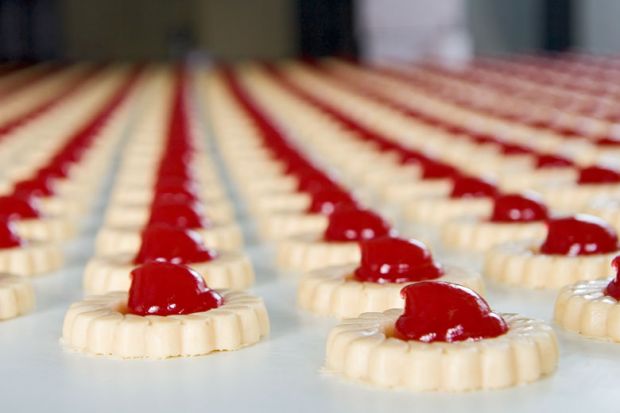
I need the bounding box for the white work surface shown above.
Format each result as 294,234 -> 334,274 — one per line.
1,105 -> 619,413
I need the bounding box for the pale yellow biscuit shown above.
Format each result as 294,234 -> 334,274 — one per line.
13,216 -> 76,241
0,240 -> 63,276
103,199 -> 235,228
277,234 -> 361,272
83,251 -> 254,295
257,211 -> 327,241
95,223 -> 244,256
484,241 -> 617,289
325,310 -> 558,391
0,274 -> 35,320
441,216 -> 547,252
554,279 -> 620,341
61,289 -> 269,359
298,264 -> 484,318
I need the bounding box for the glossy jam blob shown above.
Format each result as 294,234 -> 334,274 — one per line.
490,193 -> 548,222
535,154 -> 574,169
394,281 -> 508,343
133,225 -> 217,265
147,202 -> 209,229
353,237 -> 443,283
450,176 -> 498,199
127,261 -> 223,316
0,195 -> 40,219
604,256 -> 620,300
323,206 -> 393,242
0,218 -> 23,248
307,188 -> 357,215
540,215 -> 618,256
578,165 -> 620,184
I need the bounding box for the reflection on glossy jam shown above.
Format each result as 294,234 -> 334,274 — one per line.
134,225 -> 217,265
353,237 -> 443,283
540,215 -> 618,256
12,175 -> 56,198
0,195 -> 40,219
0,218 -> 23,248
323,206 -> 393,242
307,188 -> 357,215
578,165 -> 620,184
490,193 -> 548,222
394,281 -> 508,343
450,176 -> 498,199
147,202 -> 209,229
535,154 -> 574,169
604,256 -> 620,300
128,261 -> 223,316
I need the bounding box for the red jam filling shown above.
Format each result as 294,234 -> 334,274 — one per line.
307,188 -> 357,215
147,202 -> 209,229
394,281 -> 508,343
133,225 -> 217,265
127,261 -> 223,316
500,143 -> 533,155
535,154 -> 574,169
36,162 -> 71,180
489,193 -> 548,222
419,159 -> 459,180
155,176 -> 197,194
0,218 -> 23,248
540,215 -> 619,256
578,165 -> 620,184
152,189 -> 197,205
157,160 -> 194,181
469,133 -> 497,145
604,256 -> 620,300
449,176 -> 498,199
295,168 -> 336,193
0,195 -> 40,219
323,206 -> 393,242
12,175 -> 56,198
353,237 -> 443,283
595,137 -> 620,146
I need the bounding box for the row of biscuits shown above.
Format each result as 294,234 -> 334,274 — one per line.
282,61 -> 620,240
400,62 -> 618,139
267,61 -> 620,341
62,66 -> 268,359
0,65 -> 144,321
202,65 -> 560,391
267,61 -> 620,290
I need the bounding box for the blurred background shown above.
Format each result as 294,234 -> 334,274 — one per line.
0,0 -> 615,62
